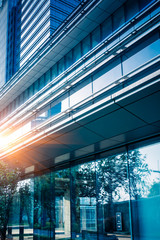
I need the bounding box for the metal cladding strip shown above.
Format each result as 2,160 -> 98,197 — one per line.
0,1 -> 159,105
0,10 -> 159,132
0,0 -> 101,99
0,57 -> 159,158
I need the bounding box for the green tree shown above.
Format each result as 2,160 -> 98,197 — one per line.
0,161 -> 21,240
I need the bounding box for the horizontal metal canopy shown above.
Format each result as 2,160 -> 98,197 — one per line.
5,77 -> 160,171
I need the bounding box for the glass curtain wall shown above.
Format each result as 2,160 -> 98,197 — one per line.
10,141 -> 160,240
34,174 -> 53,240
9,179 -> 34,240
128,142 -> 160,240
1,0 -> 158,121
97,153 -> 131,240
54,168 -> 71,240
71,162 -> 97,240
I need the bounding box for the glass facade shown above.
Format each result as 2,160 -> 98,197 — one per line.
129,143 -> 160,240
0,0 -> 159,127
0,0 -> 8,87
6,0 -> 21,81
0,1 -> 159,239
20,0 -> 81,67
8,140 -> 160,240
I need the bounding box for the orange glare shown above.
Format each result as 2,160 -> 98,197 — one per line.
0,135 -> 9,150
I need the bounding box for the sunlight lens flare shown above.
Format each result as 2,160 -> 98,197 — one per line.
0,132 -> 19,151
0,135 -> 10,150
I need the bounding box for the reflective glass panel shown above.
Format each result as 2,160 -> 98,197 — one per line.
66,50 -> 73,69
70,77 -> 92,107
39,75 -> 45,90
71,161 -> 97,240
58,57 -> 65,75
101,16 -> 112,40
32,106 -> 50,128
45,70 -> 51,85
125,0 -> 139,21
55,168 -> 71,239
82,35 -> 91,55
122,32 -> 160,75
73,43 -> 81,63
96,153 -> 131,240
51,64 -> 58,80
34,79 -> 39,94
128,142 -> 160,240
93,58 -> 122,93
34,174 -> 52,240
92,26 -> 101,48
113,6 -> 125,31
9,179 -> 34,239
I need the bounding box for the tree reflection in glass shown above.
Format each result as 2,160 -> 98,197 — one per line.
34,174 -> 53,240
129,143 -> 160,240
71,162 -> 97,240
55,168 -> 71,240
96,153 -> 130,240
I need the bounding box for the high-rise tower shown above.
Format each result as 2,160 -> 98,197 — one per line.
1,0 -> 81,83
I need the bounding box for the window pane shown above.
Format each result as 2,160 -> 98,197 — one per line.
125,0 -> 139,21
20,92 -> 24,105
15,96 -> 20,108
122,32 -> 160,75
32,106 -> 50,128
55,169 -> 71,240
28,84 -> 33,98
39,75 -> 45,90
97,152 -> 131,240
49,102 -> 61,117
50,93 -> 69,112
92,26 -> 101,48
34,174 -> 52,239
51,64 -> 58,80
34,79 -> 39,94
66,50 -> 73,69
93,58 -> 122,93
128,142 -> 160,240
73,43 -> 81,63
70,77 -> 92,107
113,6 -> 125,31
26,88 -> 30,100
10,179 -> 34,239
82,35 -> 91,55
45,69 -> 51,85
71,161 -> 97,240
101,16 -> 112,40
58,57 -> 65,75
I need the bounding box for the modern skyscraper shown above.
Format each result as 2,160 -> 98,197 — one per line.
0,0 -> 8,86
20,0 -> 80,67
0,0 -> 160,239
